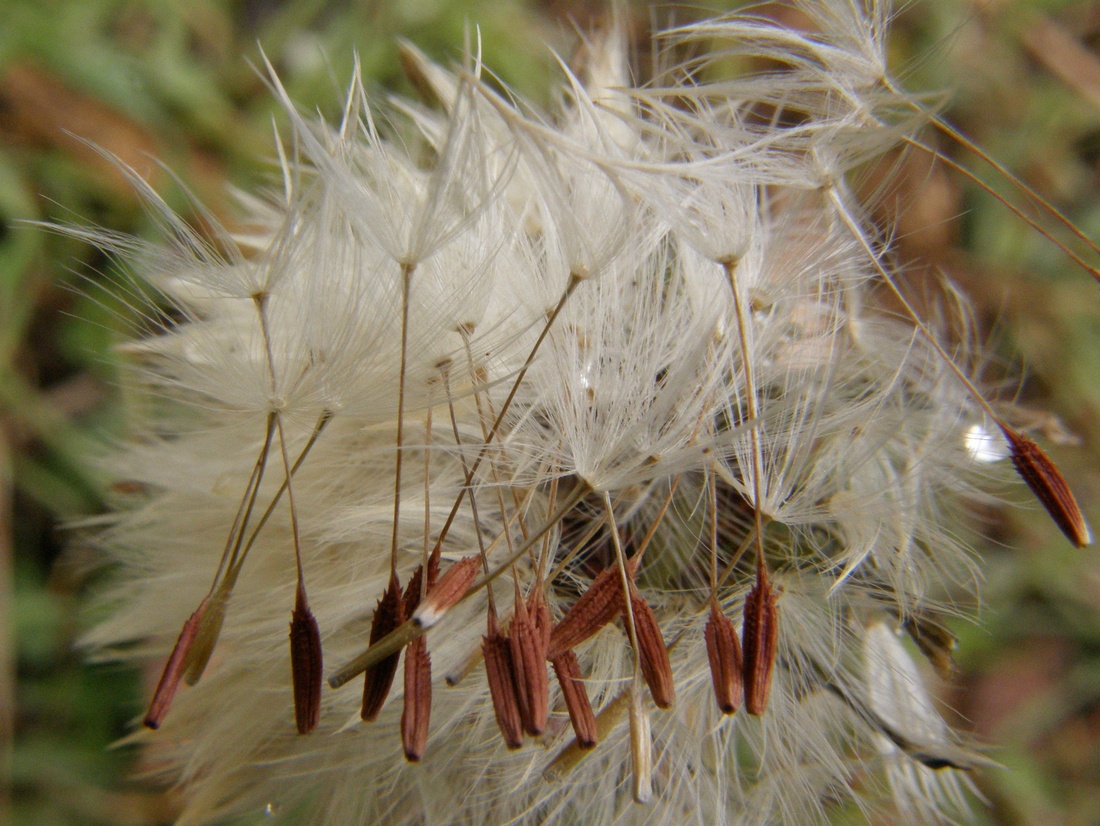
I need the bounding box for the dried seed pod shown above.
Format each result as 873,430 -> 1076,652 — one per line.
1003,426 -> 1092,548
289,591 -> 323,735
361,574 -> 404,722
704,603 -> 743,715
551,649 -> 596,749
413,555 -> 480,629
548,566 -> 625,659
742,571 -> 779,716
509,596 -> 549,736
401,635 -> 432,762
483,623 -> 524,749
144,596 -> 209,729
628,585 -> 674,710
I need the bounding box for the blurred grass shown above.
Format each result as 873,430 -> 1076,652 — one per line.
1,1 -> 1098,824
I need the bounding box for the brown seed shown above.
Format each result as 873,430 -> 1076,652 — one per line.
1003,426 -> 1092,548
361,574 -> 404,722
144,597 -> 209,729
402,551 -> 442,617
289,591 -> 323,735
482,624 -> 524,749
627,584 -> 674,710
704,603 -> 743,715
412,555 -> 480,629
401,635 -> 432,762
551,649 -> 596,749
547,566 -> 625,659
509,595 -> 549,736
742,571 -> 779,716
528,589 -> 552,653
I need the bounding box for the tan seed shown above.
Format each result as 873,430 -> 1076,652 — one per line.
509,596 -> 549,736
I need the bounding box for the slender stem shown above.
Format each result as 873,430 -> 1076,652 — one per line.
390,263 -> 416,580
218,412 -> 276,585
708,470 -> 719,602
461,329 -> 518,563
604,492 -> 642,689
902,136 -> 1100,283
722,259 -> 768,576
328,482 -> 589,689
421,393 -> 432,602
826,187 -> 1002,425
235,411 -> 332,567
442,364 -> 496,616
886,76 -> 1100,269
427,273 -> 584,560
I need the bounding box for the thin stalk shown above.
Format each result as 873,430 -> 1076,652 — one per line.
427,272 -> 584,560
390,263 -> 416,580
902,136 -> 1100,283
826,187 -> 1002,425
328,482 -> 589,689
721,258 -> 769,578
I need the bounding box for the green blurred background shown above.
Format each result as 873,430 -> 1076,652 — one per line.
1,1 -> 1098,823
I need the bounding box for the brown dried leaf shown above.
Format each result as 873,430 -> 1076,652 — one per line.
704,603 -> 743,715
1004,426 -> 1092,548
401,636 -> 432,762
361,574 -> 404,722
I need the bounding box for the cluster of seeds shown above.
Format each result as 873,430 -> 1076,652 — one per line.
79,3 -> 1091,824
